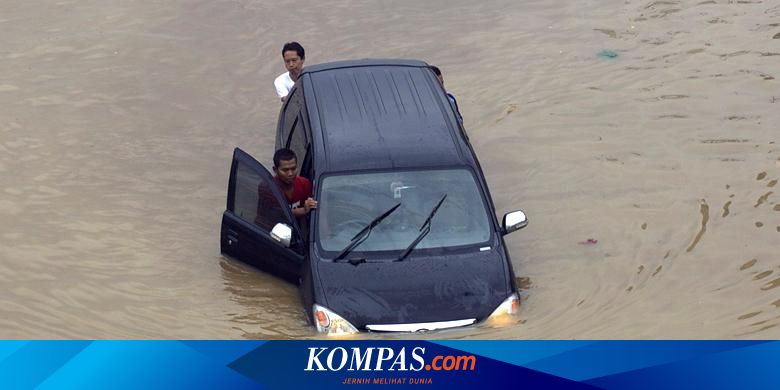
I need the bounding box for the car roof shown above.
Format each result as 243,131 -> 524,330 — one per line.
302,59 -> 469,173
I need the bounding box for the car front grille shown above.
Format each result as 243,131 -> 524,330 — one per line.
365,319 -> 476,332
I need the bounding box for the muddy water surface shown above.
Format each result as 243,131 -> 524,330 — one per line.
1,0 -> 779,338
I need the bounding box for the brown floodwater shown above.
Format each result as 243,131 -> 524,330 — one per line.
1,0 -> 778,339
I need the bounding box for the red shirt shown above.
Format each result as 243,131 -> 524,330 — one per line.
274,176 -> 312,209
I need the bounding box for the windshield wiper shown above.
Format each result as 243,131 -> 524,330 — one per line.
334,203 -> 402,262
396,194 -> 447,262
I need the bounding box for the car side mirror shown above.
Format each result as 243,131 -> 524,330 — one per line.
502,210 -> 528,235
270,223 -> 293,248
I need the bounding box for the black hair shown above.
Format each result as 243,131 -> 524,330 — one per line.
430,65 -> 442,76
282,42 -> 305,59
273,148 -> 297,168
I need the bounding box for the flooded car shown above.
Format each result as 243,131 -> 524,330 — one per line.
220,59 -> 528,335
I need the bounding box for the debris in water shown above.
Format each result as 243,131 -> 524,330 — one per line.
597,49 -> 619,59
579,238 -> 599,245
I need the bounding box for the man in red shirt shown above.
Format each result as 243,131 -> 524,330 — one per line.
272,148 -> 317,217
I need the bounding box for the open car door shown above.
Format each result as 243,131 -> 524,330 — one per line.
220,148 -> 304,281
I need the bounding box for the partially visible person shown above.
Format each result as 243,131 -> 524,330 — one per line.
274,42 -> 305,102
430,65 -> 463,123
270,148 -> 317,217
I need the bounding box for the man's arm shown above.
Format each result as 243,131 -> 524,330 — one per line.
292,197 -> 317,217
274,74 -> 289,100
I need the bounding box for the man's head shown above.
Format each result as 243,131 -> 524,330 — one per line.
430,65 -> 444,86
282,42 -> 305,79
273,148 -> 298,185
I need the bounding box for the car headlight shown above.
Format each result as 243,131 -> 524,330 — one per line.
486,293 -> 520,326
313,304 -> 359,336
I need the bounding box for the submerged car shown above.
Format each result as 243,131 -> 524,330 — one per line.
220,59 -> 528,334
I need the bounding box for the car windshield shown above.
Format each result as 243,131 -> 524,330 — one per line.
317,169 -> 491,255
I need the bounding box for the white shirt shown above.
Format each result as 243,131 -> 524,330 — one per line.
274,72 -> 295,98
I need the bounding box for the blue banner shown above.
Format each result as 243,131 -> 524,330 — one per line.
0,340 -> 778,389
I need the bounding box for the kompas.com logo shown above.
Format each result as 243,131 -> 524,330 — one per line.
304,347 -> 477,372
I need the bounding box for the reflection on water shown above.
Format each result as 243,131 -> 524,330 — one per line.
1,0 -> 779,338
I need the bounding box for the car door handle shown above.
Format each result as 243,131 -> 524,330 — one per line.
227,230 -> 239,246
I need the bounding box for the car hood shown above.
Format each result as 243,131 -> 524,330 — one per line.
314,247 -> 512,330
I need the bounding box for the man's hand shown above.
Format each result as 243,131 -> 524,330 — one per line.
304,197 -> 318,213
292,198 -> 318,218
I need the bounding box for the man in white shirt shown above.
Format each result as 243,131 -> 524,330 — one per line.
274,42 -> 305,102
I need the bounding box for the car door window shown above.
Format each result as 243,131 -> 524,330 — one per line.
279,88 -> 301,147
288,114 -> 307,159
229,151 -> 296,234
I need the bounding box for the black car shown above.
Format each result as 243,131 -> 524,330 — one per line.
220,59 -> 528,335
